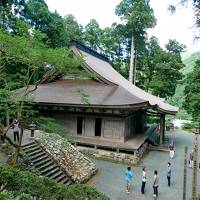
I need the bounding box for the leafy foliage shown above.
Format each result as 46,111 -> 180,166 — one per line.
115,0 -> 156,83
63,14 -> 83,43
0,164 -> 109,200
35,117 -> 74,143
183,59 -> 200,122
83,19 -> 102,51
23,0 -> 67,47
0,28 -> 80,121
137,37 -> 185,98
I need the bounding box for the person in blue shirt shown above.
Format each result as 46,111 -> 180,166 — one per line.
125,166 -> 133,194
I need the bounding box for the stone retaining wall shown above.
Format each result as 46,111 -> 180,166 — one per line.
78,142 -> 148,165
35,131 -> 97,183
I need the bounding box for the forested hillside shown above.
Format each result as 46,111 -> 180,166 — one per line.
171,51 -> 200,119
181,51 -> 200,75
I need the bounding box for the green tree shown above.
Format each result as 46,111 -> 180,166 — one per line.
147,39 -> 185,98
137,36 -> 163,90
148,53 -> 184,98
0,29 -> 80,164
165,39 -> 186,54
99,24 -> 130,77
63,14 -> 83,43
183,60 -> 200,122
23,0 -> 67,47
115,0 -> 156,84
83,19 -> 102,50
0,0 -> 25,30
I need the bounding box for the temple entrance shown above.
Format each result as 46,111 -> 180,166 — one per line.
77,117 -> 83,135
95,118 -> 102,136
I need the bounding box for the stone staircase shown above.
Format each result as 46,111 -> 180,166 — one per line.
22,142 -> 73,185
148,135 -> 170,152
145,124 -> 159,146
35,131 -> 97,183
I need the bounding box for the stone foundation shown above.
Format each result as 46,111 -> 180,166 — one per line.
78,142 -> 148,165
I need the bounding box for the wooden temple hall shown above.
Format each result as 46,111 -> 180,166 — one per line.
29,41 -> 178,153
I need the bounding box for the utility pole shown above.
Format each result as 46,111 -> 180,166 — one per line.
183,146 -> 188,200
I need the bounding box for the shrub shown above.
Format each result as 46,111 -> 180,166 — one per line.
0,164 -> 109,200
182,122 -> 194,130
36,116 -> 74,143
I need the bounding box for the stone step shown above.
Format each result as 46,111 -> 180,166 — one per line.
148,146 -> 169,152
23,146 -> 41,154
63,178 -> 72,185
32,154 -> 49,164
49,171 -> 64,180
22,142 -> 38,150
39,164 -> 58,175
26,149 -> 44,157
36,160 -> 54,171
44,167 -> 60,178
22,142 -> 73,185
34,157 -> 52,168
29,152 -> 46,160
55,174 -> 66,182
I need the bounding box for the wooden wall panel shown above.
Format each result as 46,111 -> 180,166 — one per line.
65,115 -> 77,134
103,119 -> 123,139
84,117 -> 95,137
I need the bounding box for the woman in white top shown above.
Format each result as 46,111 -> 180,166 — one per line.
141,166 -> 147,194
169,140 -> 175,158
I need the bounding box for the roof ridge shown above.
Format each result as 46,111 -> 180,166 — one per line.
69,40 -> 110,63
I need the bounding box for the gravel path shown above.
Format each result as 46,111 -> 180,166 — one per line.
88,130 -> 200,200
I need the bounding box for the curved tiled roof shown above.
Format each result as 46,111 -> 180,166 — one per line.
70,43 -> 178,114
30,80 -> 149,108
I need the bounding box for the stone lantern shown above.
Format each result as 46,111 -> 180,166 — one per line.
29,121 -> 36,137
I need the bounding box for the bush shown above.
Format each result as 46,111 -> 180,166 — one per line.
0,190 -> 32,200
36,116 -> 74,143
0,190 -> 13,200
0,164 -> 109,200
182,122 -> 194,130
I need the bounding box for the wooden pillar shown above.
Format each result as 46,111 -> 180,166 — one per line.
159,114 -> 165,145
163,114 -> 165,142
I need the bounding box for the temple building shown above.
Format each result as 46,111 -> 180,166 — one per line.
29,41 -> 178,153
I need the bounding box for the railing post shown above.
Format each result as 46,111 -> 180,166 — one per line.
183,146 -> 188,200
192,134 -> 198,200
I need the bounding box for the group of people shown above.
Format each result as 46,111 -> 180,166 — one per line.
125,162 -> 171,198
124,141 -> 175,198
124,139 -> 198,198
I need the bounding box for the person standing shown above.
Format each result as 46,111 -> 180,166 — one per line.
153,170 -> 159,198
13,119 -> 20,142
166,162 -> 171,186
169,141 -> 175,159
141,166 -> 147,194
125,166 -> 133,194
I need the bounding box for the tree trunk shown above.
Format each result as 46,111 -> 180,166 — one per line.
6,109 -> 10,127
129,34 -> 136,84
12,126 -> 24,165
